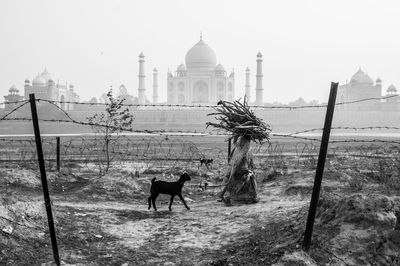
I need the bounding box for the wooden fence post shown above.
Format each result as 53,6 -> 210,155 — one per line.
302,82 -> 338,251
228,138 -> 232,163
29,94 -> 61,266
56,137 -> 60,172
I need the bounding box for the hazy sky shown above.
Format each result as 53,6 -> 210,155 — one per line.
1,0 -> 399,103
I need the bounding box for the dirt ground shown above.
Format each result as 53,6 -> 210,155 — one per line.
1,156 -> 400,265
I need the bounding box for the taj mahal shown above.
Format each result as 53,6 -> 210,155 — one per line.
2,36 -> 399,113
167,36 -> 235,104
1,36 -> 400,135
2,36 -> 266,111
137,36 -> 265,105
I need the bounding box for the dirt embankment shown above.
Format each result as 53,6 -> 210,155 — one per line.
1,165 -> 400,265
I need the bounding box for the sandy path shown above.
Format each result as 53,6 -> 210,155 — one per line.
54,183 -> 307,265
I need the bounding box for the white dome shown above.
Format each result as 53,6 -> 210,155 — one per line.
387,84 -> 397,92
215,64 -> 225,71
350,68 -> 374,84
33,76 -> 46,85
177,64 -> 186,71
10,84 -> 18,91
40,68 -> 52,82
185,39 -> 217,70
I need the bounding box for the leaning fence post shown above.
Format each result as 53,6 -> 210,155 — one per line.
29,94 -> 61,266
302,82 -> 338,251
56,137 -> 60,172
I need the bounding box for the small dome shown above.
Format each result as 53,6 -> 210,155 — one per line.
10,84 -> 18,91
33,75 -> 46,85
350,68 -> 374,84
257,52 -> 263,57
245,67 -> 250,72
185,39 -> 217,70
153,68 -> 158,72
48,79 -> 55,85
215,64 -> 225,71
387,84 -> 397,92
376,78 -> 382,83
139,52 -> 144,58
25,78 -> 30,84
119,84 -> 127,96
69,84 -> 74,88
177,64 -> 186,72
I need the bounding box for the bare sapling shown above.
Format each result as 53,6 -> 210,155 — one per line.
87,88 -> 134,175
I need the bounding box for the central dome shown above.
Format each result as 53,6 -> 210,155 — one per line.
185,39 -> 217,70
40,68 -> 52,82
33,75 -> 46,85
350,68 -> 374,84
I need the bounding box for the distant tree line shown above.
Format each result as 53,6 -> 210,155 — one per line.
264,97 -> 324,107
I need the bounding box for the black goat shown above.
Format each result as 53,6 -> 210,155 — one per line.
148,173 -> 191,211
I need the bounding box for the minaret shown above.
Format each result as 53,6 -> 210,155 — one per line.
255,52 -> 264,104
245,67 -> 251,102
152,68 -> 159,104
138,52 -> 146,104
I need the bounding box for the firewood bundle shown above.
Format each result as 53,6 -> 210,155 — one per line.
207,98 -> 271,143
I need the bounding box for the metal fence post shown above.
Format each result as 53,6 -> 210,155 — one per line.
29,94 -> 61,266
302,82 -> 338,251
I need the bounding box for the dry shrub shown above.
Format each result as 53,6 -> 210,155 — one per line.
373,158 -> 400,193
347,174 -> 367,191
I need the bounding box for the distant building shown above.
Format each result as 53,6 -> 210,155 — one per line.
3,85 -> 24,111
337,68 -> 399,110
382,84 -> 399,111
118,84 -> 136,104
23,68 -> 79,110
167,37 -> 235,104
135,36 -> 265,105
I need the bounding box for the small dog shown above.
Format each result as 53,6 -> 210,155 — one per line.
199,158 -> 213,168
148,173 -> 191,211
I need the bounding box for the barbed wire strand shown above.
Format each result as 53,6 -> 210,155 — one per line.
0,101 -> 30,121
34,94 -> 399,109
1,117 -> 232,136
0,100 -> 29,106
287,126 -> 400,136
3,114 -> 400,145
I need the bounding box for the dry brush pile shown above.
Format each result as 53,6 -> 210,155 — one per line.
207,98 -> 271,204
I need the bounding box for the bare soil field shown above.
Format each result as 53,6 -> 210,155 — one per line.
1,138 -> 400,265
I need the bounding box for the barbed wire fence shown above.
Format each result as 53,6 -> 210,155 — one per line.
1,95 -> 400,188
0,94 -> 400,265
0,96 -> 400,176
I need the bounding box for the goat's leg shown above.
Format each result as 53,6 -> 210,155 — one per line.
151,193 -> 159,211
219,186 -> 227,198
178,194 -> 190,210
148,196 -> 152,210
168,195 -> 175,211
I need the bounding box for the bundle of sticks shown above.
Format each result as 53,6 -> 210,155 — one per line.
207,98 -> 271,144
